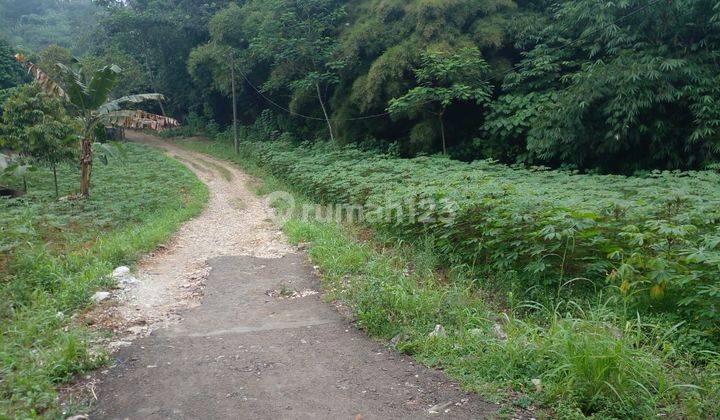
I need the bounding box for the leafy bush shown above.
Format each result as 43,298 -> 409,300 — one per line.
216,137 -> 720,343
158,112 -> 209,138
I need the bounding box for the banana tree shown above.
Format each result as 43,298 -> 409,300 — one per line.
16,55 -> 178,197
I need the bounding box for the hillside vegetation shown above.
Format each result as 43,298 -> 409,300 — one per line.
80,0 -> 720,172
250,141 -> 720,337
1,0 -> 720,417
176,131 -> 720,418
0,0 -> 100,53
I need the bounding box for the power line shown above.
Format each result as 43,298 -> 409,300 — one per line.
237,0 -> 664,123
236,67 -> 391,122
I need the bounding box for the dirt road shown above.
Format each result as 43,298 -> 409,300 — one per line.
90,133 -> 499,419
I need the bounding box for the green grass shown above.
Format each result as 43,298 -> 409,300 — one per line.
197,158 -> 233,181
0,143 -> 208,418
175,135 -> 720,419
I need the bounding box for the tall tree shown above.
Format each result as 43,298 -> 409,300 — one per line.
245,0 -> 347,141
388,48 -> 492,154
92,0 -> 231,116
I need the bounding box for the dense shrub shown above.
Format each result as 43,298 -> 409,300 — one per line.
231,138 -> 720,340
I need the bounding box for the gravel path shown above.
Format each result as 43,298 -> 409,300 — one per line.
89,132 -> 500,419
96,132 -> 293,344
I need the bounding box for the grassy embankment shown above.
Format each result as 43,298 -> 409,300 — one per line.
0,143 -> 208,417
174,134 -> 719,419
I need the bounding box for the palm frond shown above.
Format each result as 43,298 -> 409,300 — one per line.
56,63 -> 88,107
23,62 -> 69,101
97,93 -> 166,114
100,110 -> 180,131
85,65 -> 122,109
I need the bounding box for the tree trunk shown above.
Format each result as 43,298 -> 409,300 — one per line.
80,137 -> 92,197
438,111 -> 447,155
316,82 -> 335,142
230,52 -> 239,155
52,164 -> 58,198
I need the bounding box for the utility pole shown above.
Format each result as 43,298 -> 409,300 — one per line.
230,50 -> 239,155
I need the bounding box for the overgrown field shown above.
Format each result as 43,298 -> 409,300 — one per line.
176,135 -> 720,418
0,143 -> 208,417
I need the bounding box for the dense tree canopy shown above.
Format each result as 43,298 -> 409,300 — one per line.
484,0 -> 720,171
3,0 -> 720,172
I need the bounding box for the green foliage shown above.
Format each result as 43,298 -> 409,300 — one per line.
78,47 -> 148,98
176,136 -> 720,418
36,43 -> 73,83
0,38 -> 24,90
0,84 -> 79,165
247,0 -> 346,93
91,0 -> 232,115
0,143 -> 208,417
339,0 -> 516,116
189,0 -> 346,139
0,84 -> 78,195
59,63 -> 121,114
389,48 -> 492,113
484,0 -> 720,172
188,43 -> 233,94
388,47 -> 493,153
0,0 -> 101,53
